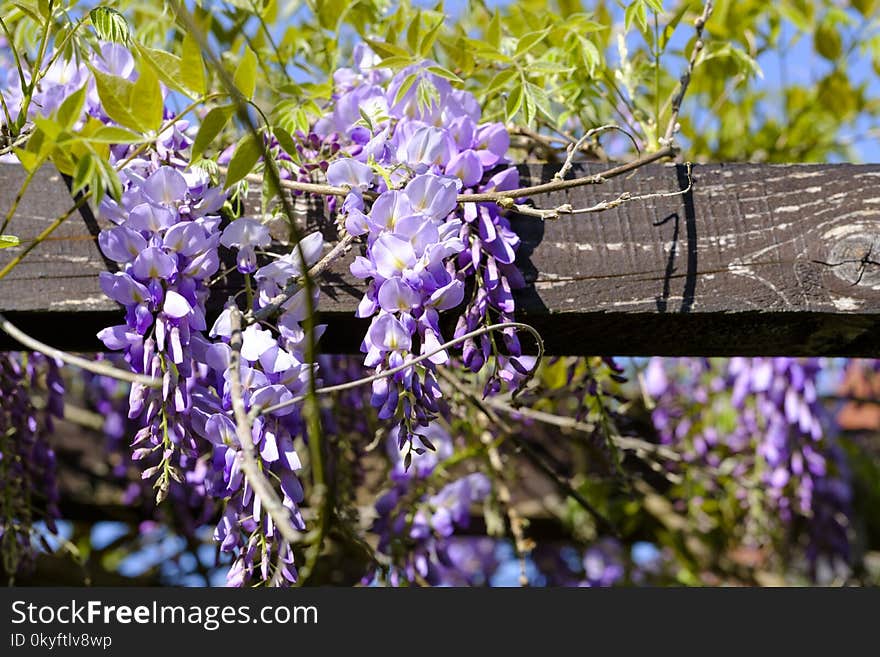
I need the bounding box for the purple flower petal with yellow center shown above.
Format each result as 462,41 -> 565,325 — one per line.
428,279 -> 464,310
143,166 -> 189,206
370,190 -> 415,231
378,277 -> 421,312
132,247 -> 177,280
205,413 -> 237,447
326,158 -> 373,189
99,226 -> 148,262
163,222 -> 208,256
402,126 -> 452,167
99,271 -> 150,306
370,234 -> 416,279
127,202 -> 175,233
368,312 -> 412,352
404,174 -> 459,220
445,149 -> 483,187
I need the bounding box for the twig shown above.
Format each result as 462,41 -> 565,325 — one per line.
258,321 -> 544,416
463,145 -> 677,204
661,1 -> 713,146
0,129 -> 32,158
482,430 -> 530,586
552,124 -> 627,181
0,312 -> 162,387
437,368 -> 619,538
481,395 -> 681,462
246,232 -> 355,324
228,306 -> 305,552
223,146 -> 677,210
515,162 -> 692,220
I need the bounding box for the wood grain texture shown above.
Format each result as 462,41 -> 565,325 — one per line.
2,161 -> 880,355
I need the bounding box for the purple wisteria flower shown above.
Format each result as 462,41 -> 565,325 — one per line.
316,53 -> 527,455
369,423 -> 492,585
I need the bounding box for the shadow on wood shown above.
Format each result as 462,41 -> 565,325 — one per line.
2,161 -> 880,355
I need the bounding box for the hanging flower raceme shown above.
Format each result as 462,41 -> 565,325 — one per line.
184,227 -> 325,586
0,353 -> 63,578
317,52 -> 528,458
97,162 -> 224,503
644,357 -> 853,576
368,422 -> 491,585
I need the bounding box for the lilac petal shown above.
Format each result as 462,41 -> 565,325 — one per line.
445,149 -> 484,187
371,234 -> 416,279
205,413 -> 237,447
378,277 -> 421,312
428,279 -> 464,310
99,271 -> 150,305
126,203 -> 175,235
326,158 -> 373,189
99,226 -> 148,262
163,290 -> 193,318
240,325 -> 277,361
143,166 -> 189,205
132,247 -> 177,280
404,174 -> 459,220
220,217 -> 271,249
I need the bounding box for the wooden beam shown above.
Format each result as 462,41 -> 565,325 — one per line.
1,161 -> 880,355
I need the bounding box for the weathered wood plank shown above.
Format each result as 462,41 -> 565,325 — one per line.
1,161 -> 880,355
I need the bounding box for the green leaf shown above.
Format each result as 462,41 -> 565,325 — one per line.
418,17 -> 444,56
92,67 -> 158,133
13,147 -> 40,172
522,83 -> 537,126
85,125 -> 144,144
32,115 -> 62,142
505,83 -> 523,122
225,134 -> 262,188
136,43 -> 200,100
234,47 -> 258,100
406,10 -> 421,53
393,72 -> 419,106
273,128 -> 299,159
484,68 -> 518,97
0,235 -> 21,249
181,32 -> 206,97
56,84 -> 86,130
514,28 -> 551,58
528,60 -> 575,74
486,11 -> 501,49
94,155 -> 122,202
131,63 -> 163,132
72,152 -> 96,195
425,65 -> 463,84
814,21 -> 842,61
12,2 -> 41,23
191,104 -> 234,162
365,38 -> 411,59
580,36 -> 601,74
625,1 -> 648,32
89,7 -> 130,44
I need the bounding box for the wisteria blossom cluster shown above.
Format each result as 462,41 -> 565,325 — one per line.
644,357 -> 852,576
369,422 -> 491,585
318,45 -> 528,453
59,44 -> 317,585
0,354 -> 62,576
